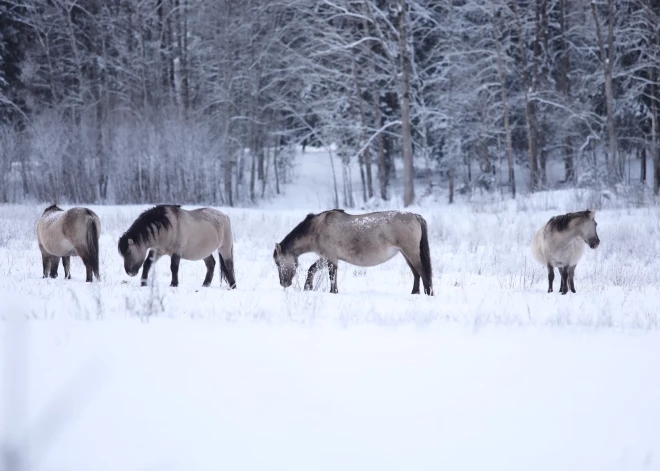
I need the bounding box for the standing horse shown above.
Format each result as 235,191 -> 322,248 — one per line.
118,205 -> 236,288
273,209 -> 433,295
37,205 -> 101,282
531,210 -> 600,295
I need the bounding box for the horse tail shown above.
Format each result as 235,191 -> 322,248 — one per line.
86,213 -> 100,280
218,244 -> 236,289
416,214 -> 433,295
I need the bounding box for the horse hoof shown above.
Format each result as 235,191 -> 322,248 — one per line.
140,281 -> 148,287
547,288 -> 553,293
170,283 -> 178,288
202,283 -> 211,288
571,289 -> 576,293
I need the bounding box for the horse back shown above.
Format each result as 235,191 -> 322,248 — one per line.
176,207 -> 233,258
318,210 -> 423,263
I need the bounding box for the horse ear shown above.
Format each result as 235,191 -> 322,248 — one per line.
128,238 -> 134,245
274,243 -> 282,256
589,210 -> 597,219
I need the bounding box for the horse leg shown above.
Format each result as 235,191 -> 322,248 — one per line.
547,265 -> 554,293
62,256 -> 71,279
402,249 -> 432,295
141,249 -> 162,287
218,245 -> 237,289
169,253 -> 181,287
568,265 -> 577,293
328,261 -> 339,294
304,258 -> 326,291
559,267 -> 569,295
402,254 -> 421,294
203,255 -> 216,287
40,246 -> 50,278
49,256 -> 61,279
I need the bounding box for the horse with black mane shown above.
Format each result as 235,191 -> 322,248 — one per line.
273,209 -> 433,295
531,210 -> 600,294
118,205 -> 236,288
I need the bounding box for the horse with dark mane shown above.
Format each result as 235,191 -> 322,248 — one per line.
118,205 -> 236,288
273,209 -> 433,295
37,204 -> 101,282
531,210 -> 600,294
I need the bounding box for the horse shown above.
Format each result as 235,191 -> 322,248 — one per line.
118,205 -> 236,289
273,209 -> 433,295
531,210 -> 600,295
37,204 -> 101,282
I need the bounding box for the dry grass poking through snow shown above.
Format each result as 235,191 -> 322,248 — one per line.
0,189 -> 659,329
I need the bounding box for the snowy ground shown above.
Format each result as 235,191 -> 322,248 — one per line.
1,150 -> 660,470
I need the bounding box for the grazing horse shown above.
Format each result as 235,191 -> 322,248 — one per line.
37,205 -> 101,282
531,210 -> 600,295
118,205 -> 236,288
273,209 -> 433,295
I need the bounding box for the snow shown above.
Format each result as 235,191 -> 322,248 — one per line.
1,149 -> 660,470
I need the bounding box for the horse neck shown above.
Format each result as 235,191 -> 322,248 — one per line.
553,224 -> 582,246
283,234 -> 313,257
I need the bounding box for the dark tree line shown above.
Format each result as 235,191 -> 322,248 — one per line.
0,0 -> 659,205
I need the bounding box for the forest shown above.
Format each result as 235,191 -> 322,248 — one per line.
0,0 -> 658,206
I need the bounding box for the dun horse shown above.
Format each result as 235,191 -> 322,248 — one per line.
37,205 -> 101,282
531,210 -> 600,295
273,209 -> 433,295
118,205 -> 236,288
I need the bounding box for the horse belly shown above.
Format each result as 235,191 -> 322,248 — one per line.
43,238 -> 76,257
341,246 -> 400,267
181,237 -> 219,261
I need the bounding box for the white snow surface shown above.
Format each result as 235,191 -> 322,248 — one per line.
1,150 -> 660,470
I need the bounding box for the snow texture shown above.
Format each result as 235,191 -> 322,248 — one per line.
1,150 -> 659,470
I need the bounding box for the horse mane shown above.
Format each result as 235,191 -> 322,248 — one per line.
547,210 -> 591,232
43,204 -> 62,214
280,213 -> 316,252
118,205 -> 180,254
278,209 -> 346,254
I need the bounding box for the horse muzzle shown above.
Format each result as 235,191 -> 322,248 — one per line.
589,238 -> 600,249
126,269 -> 139,277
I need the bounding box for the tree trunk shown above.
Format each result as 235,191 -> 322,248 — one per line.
178,0 -> 190,113
225,155 -> 233,207
591,0 -> 618,181
559,0 -> 575,183
448,165 -> 454,204
538,0 -> 549,186
329,147 -> 340,208
375,99 -> 387,200
274,143 -> 280,195
352,57 -> 373,200
342,149 -> 355,208
641,146 -> 647,183
491,0 -> 516,198
512,0 -> 539,192
398,0 -> 415,207
250,151 -> 256,203
653,84 -> 659,194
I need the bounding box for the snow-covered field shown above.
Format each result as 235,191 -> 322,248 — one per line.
1,151 -> 660,470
